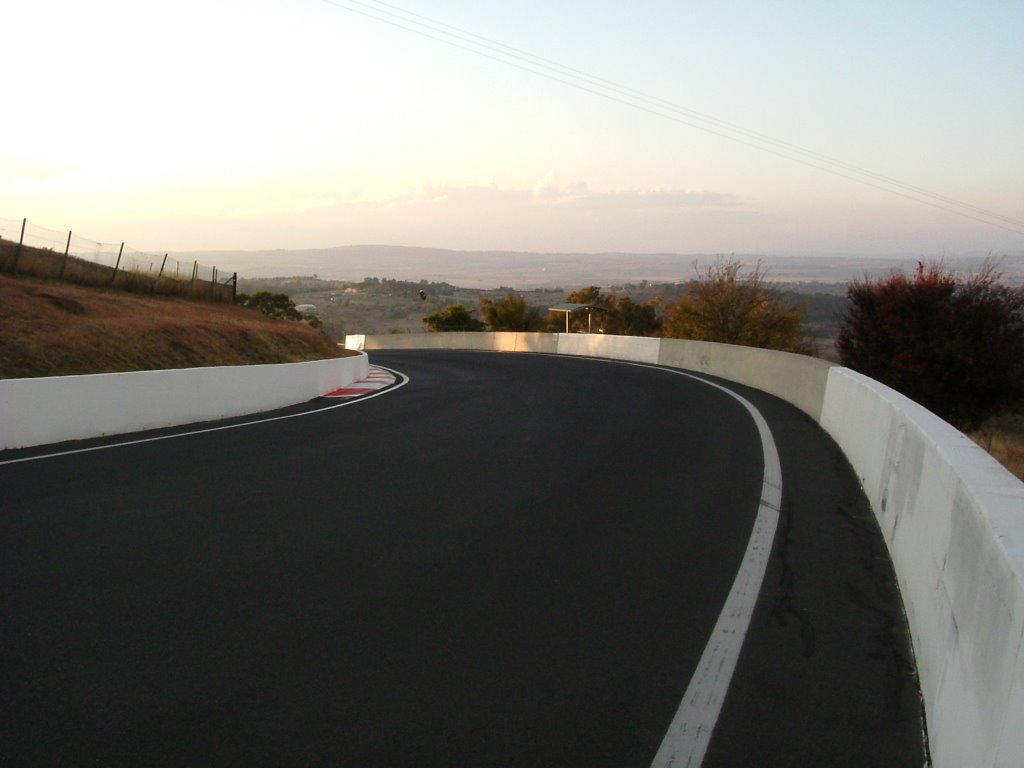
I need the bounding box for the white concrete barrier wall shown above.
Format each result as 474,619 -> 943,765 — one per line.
820,368 -> 1024,768
347,332 -> 832,420
347,330 -> 1024,766
657,338 -> 833,422
556,332 -> 661,364
503,332 -> 560,354
0,353 -> 369,450
346,332 -> 559,355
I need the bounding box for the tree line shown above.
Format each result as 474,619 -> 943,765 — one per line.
424,259 -> 810,347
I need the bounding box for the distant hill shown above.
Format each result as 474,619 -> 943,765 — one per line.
175,245 -> 1024,289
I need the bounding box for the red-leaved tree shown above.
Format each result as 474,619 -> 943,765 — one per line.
836,261 -> 1024,429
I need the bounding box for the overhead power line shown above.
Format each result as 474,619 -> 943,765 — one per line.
321,0 -> 1024,237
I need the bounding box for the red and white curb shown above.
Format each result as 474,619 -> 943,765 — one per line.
323,366 -> 397,398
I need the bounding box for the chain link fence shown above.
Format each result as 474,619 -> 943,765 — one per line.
0,217 -> 235,303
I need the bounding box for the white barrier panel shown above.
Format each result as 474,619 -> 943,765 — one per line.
347,332 -> 560,355
352,332 -> 660,363
502,332 -> 560,354
820,368 -> 1024,768
658,338 -> 834,422
556,333 -> 661,363
0,354 -> 369,450
348,332 -> 506,351
349,332 -> 829,419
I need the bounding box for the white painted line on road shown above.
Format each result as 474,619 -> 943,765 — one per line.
649,373 -> 782,768
0,366 -> 410,466
561,356 -> 782,768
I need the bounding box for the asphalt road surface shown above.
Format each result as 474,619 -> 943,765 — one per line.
0,350 -> 926,766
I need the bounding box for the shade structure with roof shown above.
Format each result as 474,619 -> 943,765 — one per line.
548,303 -> 605,333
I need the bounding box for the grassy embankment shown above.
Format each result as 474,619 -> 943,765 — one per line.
969,419 -> 1024,483
0,272 -> 349,379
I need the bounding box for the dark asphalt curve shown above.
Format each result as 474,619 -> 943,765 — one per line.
0,350 -> 925,767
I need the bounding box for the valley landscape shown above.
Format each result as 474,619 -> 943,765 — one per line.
189,245 -> 1024,290
230,247 -> 1024,348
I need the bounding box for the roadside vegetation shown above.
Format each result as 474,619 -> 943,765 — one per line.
479,292 -> 547,332
0,273 -> 346,379
423,304 -> 487,332
835,260 -> 1024,481
419,259 -> 808,351
661,259 -> 810,352
836,260 -> 1024,432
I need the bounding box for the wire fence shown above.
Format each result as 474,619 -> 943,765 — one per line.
0,217 -> 234,302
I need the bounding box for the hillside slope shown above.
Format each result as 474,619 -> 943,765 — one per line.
0,273 -> 346,379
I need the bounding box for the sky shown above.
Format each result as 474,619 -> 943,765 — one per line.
3,0 -> 1023,257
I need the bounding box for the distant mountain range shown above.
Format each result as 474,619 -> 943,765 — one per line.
174,244 -> 1024,289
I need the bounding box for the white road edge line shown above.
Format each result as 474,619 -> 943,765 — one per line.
636,364 -> 783,768
529,350 -> 783,764
0,366 -> 410,466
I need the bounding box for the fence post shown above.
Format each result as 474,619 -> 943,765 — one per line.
211,267 -> 218,300
153,253 -> 168,294
109,242 -> 124,286
232,272 -> 237,303
12,218 -> 26,273
59,230 -> 73,279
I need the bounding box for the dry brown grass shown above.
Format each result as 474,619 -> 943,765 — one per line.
969,426 -> 1024,483
0,273 -> 350,379
0,239 -> 235,302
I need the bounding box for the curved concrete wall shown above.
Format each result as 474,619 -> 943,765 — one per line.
347,332 -> 834,421
558,333 -> 661,364
0,353 -> 369,450
346,332 -> 559,355
657,338 -> 833,423
820,368 -> 1024,768
346,330 -> 1024,768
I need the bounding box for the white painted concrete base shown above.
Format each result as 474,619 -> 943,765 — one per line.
820,368 -> 1024,768
0,353 -> 369,450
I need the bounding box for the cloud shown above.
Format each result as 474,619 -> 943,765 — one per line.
550,185 -> 740,210
347,179 -> 740,213
271,178 -> 749,253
